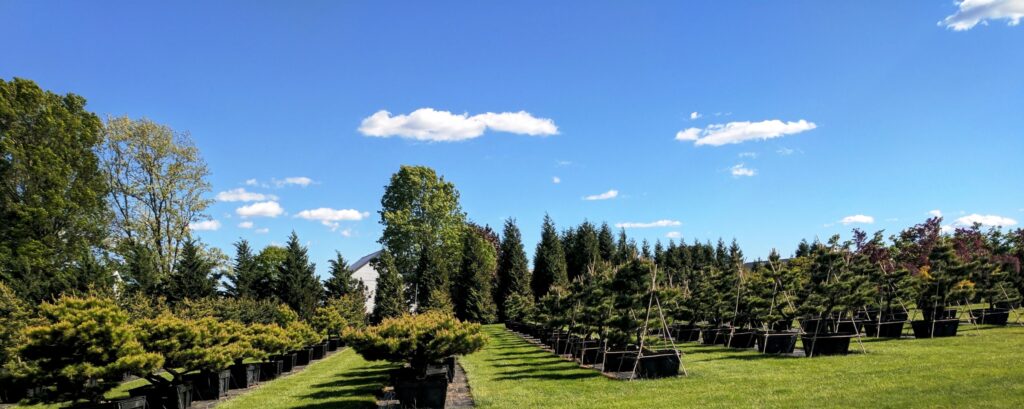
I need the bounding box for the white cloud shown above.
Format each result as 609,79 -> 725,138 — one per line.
941,0 -> 1024,31
236,201 -> 284,218
557,160 -> 573,166
255,228 -> 270,234
690,111 -> 701,120
552,176 -> 561,184
189,219 -> 221,231
949,213 -> 1018,227
666,231 -> 683,239
358,108 -> 558,142
238,221 -> 254,229
731,163 -> 757,177
615,219 -> 682,229
583,189 -> 619,201
340,229 -> 353,237
840,214 -> 875,225
739,152 -> 758,158
777,147 -> 796,155
676,119 -> 817,146
244,179 -> 259,186
274,177 -> 314,187
295,208 -> 370,230
216,188 -> 276,202
929,209 -> 943,218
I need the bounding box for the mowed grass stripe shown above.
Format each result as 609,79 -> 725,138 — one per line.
460,324 -> 1024,409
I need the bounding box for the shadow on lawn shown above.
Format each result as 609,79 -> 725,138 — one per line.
292,362 -> 394,409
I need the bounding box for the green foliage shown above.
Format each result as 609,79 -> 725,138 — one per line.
245,323 -> 293,357
287,320 -> 324,349
165,239 -> 221,303
798,236 -> 874,319
344,311 -> 485,371
414,242 -> 454,314
175,297 -> 299,327
137,313 -> 257,378
532,214 -> 568,299
745,250 -> 802,327
503,293 -> 536,323
0,282 -> 30,382
606,259 -> 654,347
323,251 -> 363,300
564,221 -> 602,282
378,165 -> 466,304
15,295 -> 162,403
101,116 -> 212,283
454,227 -> 499,323
571,263 -> 614,338
227,239 -> 265,299
915,239 -> 975,310
0,78 -> 111,302
851,230 -> 918,313
312,304 -> 348,338
371,251 -> 407,323
276,232 -> 323,320
496,218 -> 531,321
597,223 -> 616,263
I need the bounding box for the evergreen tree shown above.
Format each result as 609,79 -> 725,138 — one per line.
227,239 -> 260,298
414,242 -> 454,313
532,215 -> 568,299
371,251 -> 407,323
252,245 -> 287,300
566,221 -> 601,281
117,239 -> 162,296
641,239 -> 651,260
276,232 -> 322,319
1,78 -> 111,302
614,228 -> 635,265
454,228 -> 498,323
323,251 -> 360,299
496,218 -> 531,320
165,239 -> 220,303
598,222 -> 616,262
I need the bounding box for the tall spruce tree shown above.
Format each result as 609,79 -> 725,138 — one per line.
454,228 -> 498,323
227,239 -> 260,298
566,221 -> 601,281
323,251 -> 360,299
1,78 -> 111,302
414,243 -> 454,313
276,232 -> 322,319
371,251 -> 406,323
165,239 -> 219,303
496,218 -> 531,320
532,215 -> 568,300
598,222 -> 616,262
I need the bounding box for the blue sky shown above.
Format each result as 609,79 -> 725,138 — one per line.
3,1 -> 1023,277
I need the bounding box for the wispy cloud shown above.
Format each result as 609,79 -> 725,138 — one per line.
189,219 -> 221,231
552,176 -> 561,184
676,119 -> 817,146
273,177 -> 314,187
690,111 -> 701,120
949,213 -> 1018,227
236,201 -> 284,218
666,231 -> 683,239
615,219 -> 682,228
216,188 -> 277,202
941,0 -> 1024,31
255,227 -> 270,234
359,108 -> 558,142
776,147 -> 796,156
738,152 -> 758,159
295,207 -> 370,231
583,189 -> 619,201
840,214 -> 875,225
731,163 -> 756,177
238,221 -> 254,229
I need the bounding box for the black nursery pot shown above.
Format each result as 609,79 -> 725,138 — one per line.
393,369 -> 448,409
79,395 -> 149,409
911,319 -> 959,338
327,338 -> 340,351
185,370 -> 231,400
294,348 -> 313,366
311,343 -> 328,360
700,327 -> 726,345
274,353 -> 297,372
129,383 -> 191,409
570,339 -> 600,360
672,325 -> 701,342
970,308 -> 1010,326
601,349 -> 637,373
755,331 -> 798,354
800,334 -> 853,357
725,330 -> 757,349
600,349 -> 679,378
921,308 -> 957,321
259,360 -> 283,381
229,363 -> 260,389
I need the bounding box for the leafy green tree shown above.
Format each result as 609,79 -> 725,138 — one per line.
532,214 -> 568,299
101,116 -> 212,285
324,251 -> 364,300
454,227 -> 498,323
165,239 -> 221,303
250,245 -> 287,300
371,251 -> 407,323
378,165 -> 466,304
16,296 -> 163,403
0,78 -> 111,302
276,232 -> 322,319
496,218 -> 531,320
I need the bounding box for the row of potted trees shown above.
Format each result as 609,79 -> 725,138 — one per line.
343,311 -> 486,409
0,295 -> 349,408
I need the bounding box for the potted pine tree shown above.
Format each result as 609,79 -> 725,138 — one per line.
746,250 -> 801,354
601,260 -> 680,378
852,230 -> 916,338
911,240 -> 975,338
245,323 -> 292,382
311,305 -> 347,358
286,321 -> 322,366
797,236 -> 873,357
16,296 -> 162,409
955,226 -> 1021,326
344,312 -> 486,409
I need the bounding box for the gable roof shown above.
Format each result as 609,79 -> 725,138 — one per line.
350,250 -> 382,271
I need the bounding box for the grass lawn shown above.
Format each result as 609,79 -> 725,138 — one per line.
461,324 -> 1024,408
217,349 -> 395,409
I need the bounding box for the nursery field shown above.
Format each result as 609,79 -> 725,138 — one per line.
461,324 -> 1024,409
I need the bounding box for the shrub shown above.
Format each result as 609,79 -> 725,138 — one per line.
176,297 -> 299,327
0,282 -> 31,384
246,323 -> 293,357
16,295 -> 162,403
311,305 -> 348,338
286,320 -> 323,349
344,311 -> 486,372
137,314 -> 255,380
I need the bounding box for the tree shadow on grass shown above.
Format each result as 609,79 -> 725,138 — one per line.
492,367 -> 601,382
292,362 -> 395,409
